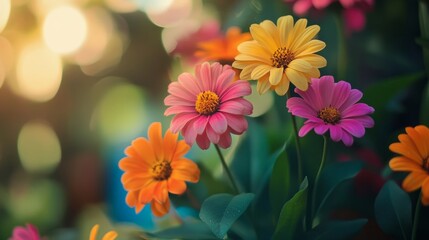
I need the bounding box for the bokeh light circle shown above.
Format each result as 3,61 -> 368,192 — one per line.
0,0 -> 11,33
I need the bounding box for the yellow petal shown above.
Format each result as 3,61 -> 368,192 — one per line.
260,20 -> 280,46
237,41 -> 271,58
298,54 -> 327,68
295,40 -> 326,56
304,67 -> 321,79
249,23 -> 278,52
288,59 -> 312,72
240,63 -> 260,80
236,53 -> 270,63
290,25 -> 320,50
274,74 -> 290,96
287,18 -> 307,48
232,60 -> 260,69
277,15 -> 294,46
251,64 -> 272,79
286,68 -> 308,90
269,67 -> 283,85
256,75 -> 271,94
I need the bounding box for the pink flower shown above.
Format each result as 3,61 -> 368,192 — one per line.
10,224 -> 42,240
164,62 -> 253,149
286,75 -> 374,146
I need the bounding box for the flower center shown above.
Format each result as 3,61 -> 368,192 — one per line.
152,160 -> 172,181
271,47 -> 295,69
318,107 -> 341,124
195,91 -> 220,115
423,158 -> 429,172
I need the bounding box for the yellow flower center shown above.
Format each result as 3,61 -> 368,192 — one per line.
152,160 -> 172,181
195,91 -> 220,115
318,107 -> 341,124
271,47 -> 295,69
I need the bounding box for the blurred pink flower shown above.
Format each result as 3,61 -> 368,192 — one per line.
164,62 -> 253,149
286,75 -> 374,146
171,21 -> 221,63
10,224 -> 42,240
285,0 -> 373,32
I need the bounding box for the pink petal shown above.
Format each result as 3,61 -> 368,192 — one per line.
182,120 -> 198,145
168,82 -> 196,102
196,62 -> 213,91
318,75 -> 335,107
223,113 -> 248,134
296,78 -> 323,110
287,97 -> 318,119
339,0 -> 355,8
219,99 -> 253,115
206,125 -> 220,143
164,95 -> 195,107
209,113 -> 228,134
177,72 -> 202,95
220,80 -> 252,101
217,131 -> 232,148
171,113 -> 199,132
299,122 -> 318,137
341,131 -> 354,146
342,103 -> 374,118
164,105 -> 196,115
331,81 -> 351,108
215,70 -> 235,93
196,132 -> 211,150
193,115 -> 210,134
349,115 -> 374,128
343,8 -> 366,32
293,0 -> 312,15
329,125 -> 343,142
340,119 -> 365,137
312,0 -> 332,9
210,62 -> 223,89
315,124 -> 329,135
338,89 -> 363,111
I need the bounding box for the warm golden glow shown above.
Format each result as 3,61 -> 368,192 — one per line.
18,121 -> 61,174
105,0 -> 138,13
43,5 -> 87,54
15,40 -> 63,102
0,0 -> 11,33
146,0 -> 192,27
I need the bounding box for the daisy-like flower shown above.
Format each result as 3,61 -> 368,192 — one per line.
119,122 -> 200,217
286,75 -> 374,146
9,224 -> 43,240
164,62 -> 253,149
389,125 -> 429,205
89,224 -> 117,240
233,15 -> 326,95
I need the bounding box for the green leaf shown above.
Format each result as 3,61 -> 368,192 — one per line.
269,149 -> 292,219
199,193 -> 255,239
145,219 -> 218,239
273,177 -> 308,240
374,180 -> 412,240
304,219 -> 368,240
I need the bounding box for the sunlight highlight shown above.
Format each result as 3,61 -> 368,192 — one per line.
0,0 -> 11,33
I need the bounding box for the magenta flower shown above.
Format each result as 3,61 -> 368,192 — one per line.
164,62 -> 253,149
10,224 -> 42,240
286,75 -> 374,146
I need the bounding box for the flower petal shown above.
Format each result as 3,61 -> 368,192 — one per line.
342,103 -> 375,118
249,23 -> 278,52
329,125 -> 343,142
277,15 -> 294,46
330,81 -> 351,108
168,178 -> 187,195
338,89 -> 363,111
286,68 -> 308,90
402,172 -> 428,192
269,67 -> 283,85
390,157 -> 425,172
340,119 -> 366,138
196,132 -> 211,150
251,64 -> 272,80
209,113 -> 228,134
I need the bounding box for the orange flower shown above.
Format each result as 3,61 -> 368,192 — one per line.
195,27 -> 251,64
119,122 -> 200,217
89,224 -> 117,240
389,125 -> 429,205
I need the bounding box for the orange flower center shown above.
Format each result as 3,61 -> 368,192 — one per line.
318,107 -> 341,124
195,91 -> 220,115
271,47 -> 295,69
152,160 -> 172,181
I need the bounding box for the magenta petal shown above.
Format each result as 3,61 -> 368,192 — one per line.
171,113 -> 199,132
220,80 -> 252,101
286,97 -> 317,118
299,122 -> 317,137
340,119 -> 365,137
217,131 -> 232,148
329,125 -> 343,142
293,0 -> 312,15
312,0 -> 332,9
209,113 -> 228,134
297,78 -> 323,110
219,99 -> 253,115
341,131 -> 354,146
350,115 -> 374,128
314,124 -> 329,135
318,75 -> 335,107
339,89 -> 363,111
196,133 -> 210,150
206,125 -> 220,143
331,81 -> 351,108
343,8 -> 366,32
193,115 -> 210,134
342,103 -> 375,118
223,113 -> 248,134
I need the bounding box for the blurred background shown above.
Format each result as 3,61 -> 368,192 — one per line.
0,0 -> 426,239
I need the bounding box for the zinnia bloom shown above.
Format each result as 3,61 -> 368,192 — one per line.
89,224 -> 117,240
389,125 -> 429,205
164,62 -> 253,149
9,224 -> 42,240
286,75 -> 374,146
119,122 -> 200,217
232,15 -> 326,95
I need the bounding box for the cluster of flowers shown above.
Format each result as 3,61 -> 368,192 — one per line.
9,13 -> 429,240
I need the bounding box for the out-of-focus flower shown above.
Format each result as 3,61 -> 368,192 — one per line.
284,0 -> 374,33
119,122 -> 200,217
9,224 -> 42,240
233,15 -> 326,95
172,21 -> 221,63
389,125 -> 429,205
164,62 -> 253,149
286,75 -> 374,146
89,224 -> 117,240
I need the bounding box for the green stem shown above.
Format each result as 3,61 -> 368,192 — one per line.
310,135 -> 328,228
412,191 -> 422,240
214,144 -> 240,194
286,91 -> 303,183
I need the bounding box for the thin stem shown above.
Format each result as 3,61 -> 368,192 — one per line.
286,91 -> 303,183
214,144 -> 240,194
412,191 -> 422,240
310,135 -> 328,228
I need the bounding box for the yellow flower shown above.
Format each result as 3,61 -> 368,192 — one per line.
233,15 -> 327,95
89,224 -> 117,240
389,125 -> 429,205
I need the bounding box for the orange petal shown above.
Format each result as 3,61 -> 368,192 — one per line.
421,178 -> 429,201
389,157 -> 423,172
130,138 -> 156,165
153,181 -> 169,203
172,141 -> 191,159
125,191 -> 138,207
168,178 -> 187,195
151,199 -> 171,217
163,129 -> 178,161
389,142 -> 422,164
171,169 -> 200,183
89,225 -> 99,240
148,122 -> 165,161
135,201 -> 145,214
118,157 -> 148,172
102,231 -> 118,240
123,175 -> 152,191
138,181 -> 157,203
422,195 -> 429,206
402,172 -> 428,192
406,127 -> 428,159
415,125 -> 429,158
